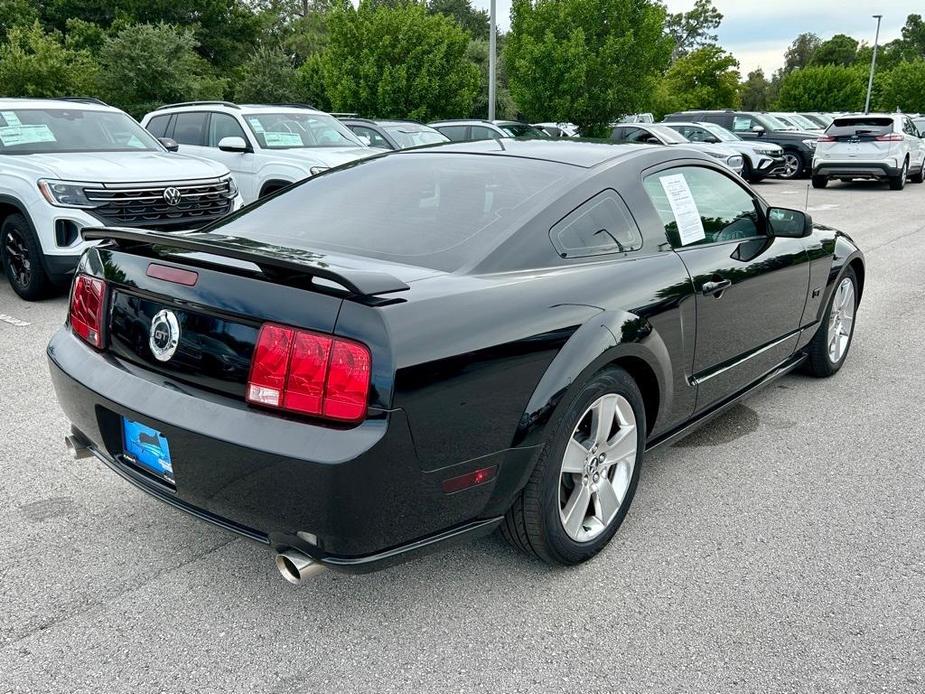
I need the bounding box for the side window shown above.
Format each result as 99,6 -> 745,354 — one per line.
172,112 -> 208,146
643,166 -> 761,249
350,125 -> 392,149
684,126 -> 710,142
469,126 -> 498,141
731,115 -> 755,132
146,114 -> 170,138
550,190 -> 643,258
208,113 -> 247,147
438,125 -> 468,142
903,118 -> 916,137
611,127 -> 641,142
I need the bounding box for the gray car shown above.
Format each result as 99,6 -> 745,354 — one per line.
662,121 -> 784,183
610,123 -> 745,176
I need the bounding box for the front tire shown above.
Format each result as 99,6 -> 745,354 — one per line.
889,160 -> 908,190
910,162 -> 924,184
805,268 -> 858,377
1,213 -> 52,301
812,175 -> 829,189
501,367 -> 645,565
777,151 -> 804,180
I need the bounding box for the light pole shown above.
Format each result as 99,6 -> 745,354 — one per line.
488,0 -> 496,121
864,14 -> 883,115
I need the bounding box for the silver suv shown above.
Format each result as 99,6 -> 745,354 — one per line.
812,114 -> 925,190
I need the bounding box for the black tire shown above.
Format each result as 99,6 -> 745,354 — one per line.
811,175 -> 829,189
777,150 -> 804,180
888,159 -> 908,190
741,159 -> 758,183
1,213 -> 52,301
500,367 -> 646,565
910,162 -> 924,184
805,267 -> 858,378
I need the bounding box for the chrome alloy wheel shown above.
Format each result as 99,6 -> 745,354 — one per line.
779,153 -> 801,179
827,277 -> 856,363
558,393 -> 637,542
3,228 -> 31,289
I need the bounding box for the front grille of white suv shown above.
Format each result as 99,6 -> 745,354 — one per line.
84,178 -> 234,230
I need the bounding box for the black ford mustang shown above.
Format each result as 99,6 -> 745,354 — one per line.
48,140 -> 864,582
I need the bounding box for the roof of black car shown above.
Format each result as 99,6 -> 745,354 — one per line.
407,139 -> 652,168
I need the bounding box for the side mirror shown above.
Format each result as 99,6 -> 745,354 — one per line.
768,207 -> 812,238
158,137 -> 179,152
218,136 -> 249,153
356,134 -> 372,146
751,125 -> 766,135
704,136 -> 720,144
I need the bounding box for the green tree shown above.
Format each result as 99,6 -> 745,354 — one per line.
898,13 -> 925,60
0,0 -> 38,39
321,1 -> 479,120
878,60 -> 925,113
427,0 -> 489,41
782,32 -> 821,74
664,0 -> 723,59
812,34 -> 858,66
652,45 -> 739,117
504,0 -> 673,136
97,23 -> 226,117
0,21 -> 98,97
234,46 -> 299,103
739,69 -> 772,110
776,64 -> 867,111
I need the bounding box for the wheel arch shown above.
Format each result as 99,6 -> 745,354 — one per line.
259,179 -> 293,198
0,194 -> 39,261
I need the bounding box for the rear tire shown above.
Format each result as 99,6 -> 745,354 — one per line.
501,367 -> 645,565
888,160 -> 908,190
805,267 -> 858,378
811,175 -> 829,189
1,213 -> 52,301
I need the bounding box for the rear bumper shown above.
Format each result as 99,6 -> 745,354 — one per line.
47,329 -> 533,572
813,160 -> 901,179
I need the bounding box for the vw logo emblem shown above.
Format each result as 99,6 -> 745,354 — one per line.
149,309 -> 180,362
162,186 -> 182,206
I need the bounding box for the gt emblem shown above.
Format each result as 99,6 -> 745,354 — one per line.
162,186 -> 182,206
149,309 -> 180,362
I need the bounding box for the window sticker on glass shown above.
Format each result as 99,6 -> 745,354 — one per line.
263,131 -> 303,147
1,111 -> 22,127
0,124 -> 57,147
659,174 -> 705,245
246,117 -> 265,133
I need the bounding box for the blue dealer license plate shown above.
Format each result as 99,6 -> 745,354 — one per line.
122,418 -> 174,484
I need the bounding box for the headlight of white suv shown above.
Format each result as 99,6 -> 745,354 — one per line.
221,175 -> 238,198
755,147 -> 781,155
309,166 -> 329,176
728,155 -> 744,169
37,179 -> 97,208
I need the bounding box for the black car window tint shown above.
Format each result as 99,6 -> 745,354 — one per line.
438,125 -> 468,141
469,126 -> 497,141
173,112 -> 208,146
146,114 -> 170,138
208,113 -> 247,147
549,190 -> 643,258
643,166 -> 761,248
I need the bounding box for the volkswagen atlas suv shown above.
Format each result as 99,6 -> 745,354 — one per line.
142,102 -> 375,203
0,98 -> 241,300
812,114 -> 925,190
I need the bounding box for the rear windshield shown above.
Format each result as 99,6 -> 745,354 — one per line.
498,123 -> 549,138
204,153 -> 578,272
384,125 -> 448,148
827,117 -> 894,138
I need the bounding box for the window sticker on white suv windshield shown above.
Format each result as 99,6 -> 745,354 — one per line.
0,111 -> 22,127
659,174 -> 705,245
0,124 -> 56,146
246,117 -> 265,133
263,131 -> 303,147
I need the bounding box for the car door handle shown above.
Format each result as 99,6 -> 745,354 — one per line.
702,279 -> 732,296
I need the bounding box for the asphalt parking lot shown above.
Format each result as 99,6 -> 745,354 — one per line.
2,176 -> 924,693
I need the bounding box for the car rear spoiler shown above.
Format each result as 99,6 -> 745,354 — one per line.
81,227 -> 410,296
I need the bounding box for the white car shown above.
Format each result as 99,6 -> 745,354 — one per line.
610,123 -> 745,176
812,113 -> 925,190
0,97 -> 242,300
142,102 -> 375,203
662,121 -> 785,183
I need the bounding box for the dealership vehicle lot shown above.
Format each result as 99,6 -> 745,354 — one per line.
1,178 -> 924,691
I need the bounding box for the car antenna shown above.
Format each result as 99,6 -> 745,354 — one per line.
804,182 -> 810,212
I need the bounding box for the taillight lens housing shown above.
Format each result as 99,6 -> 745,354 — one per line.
247,323 -> 371,422
69,274 -> 106,348
875,132 -> 904,142
817,134 -> 835,143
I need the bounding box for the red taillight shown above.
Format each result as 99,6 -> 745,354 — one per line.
247,323 -> 370,422
817,134 -> 835,142
875,132 -> 904,141
69,274 -> 106,348
146,263 -> 199,286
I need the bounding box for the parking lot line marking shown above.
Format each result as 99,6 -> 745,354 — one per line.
0,313 -> 31,327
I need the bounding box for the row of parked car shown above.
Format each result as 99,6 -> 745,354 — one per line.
1,97 -> 920,302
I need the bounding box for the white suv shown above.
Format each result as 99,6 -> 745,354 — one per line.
0,98 -> 242,300
141,102 -> 375,203
813,114 -> 925,190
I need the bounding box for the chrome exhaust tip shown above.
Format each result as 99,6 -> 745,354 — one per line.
65,434 -> 93,460
275,549 -> 326,584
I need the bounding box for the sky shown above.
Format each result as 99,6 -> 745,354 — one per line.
472,0 -> 920,75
